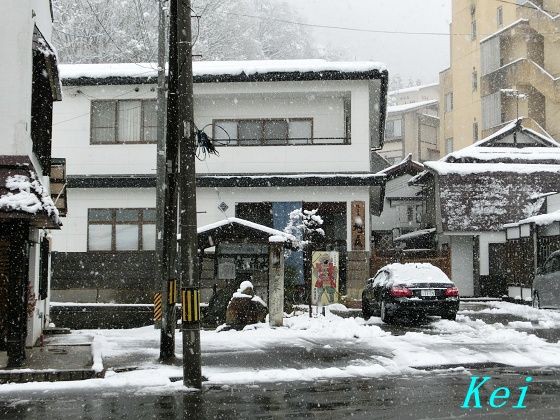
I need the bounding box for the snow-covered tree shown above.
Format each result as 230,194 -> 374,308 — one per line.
52,0 -> 321,63
284,208 -> 325,250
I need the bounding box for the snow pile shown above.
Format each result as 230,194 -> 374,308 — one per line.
0,174 -> 60,224
465,301 -> 560,327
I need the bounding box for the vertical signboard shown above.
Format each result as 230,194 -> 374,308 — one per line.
351,201 -> 366,251
311,251 -> 339,305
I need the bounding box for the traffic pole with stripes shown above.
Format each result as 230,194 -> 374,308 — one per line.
153,292 -> 162,329
181,287 -> 201,324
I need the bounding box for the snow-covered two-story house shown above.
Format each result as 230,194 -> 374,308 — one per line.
0,0 -> 62,366
411,120 -> 560,297
50,60 -> 388,303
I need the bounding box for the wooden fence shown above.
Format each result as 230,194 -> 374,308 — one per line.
370,249 -> 451,278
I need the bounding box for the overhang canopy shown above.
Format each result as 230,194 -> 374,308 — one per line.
0,157 -> 61,229
197,217 -> 298,251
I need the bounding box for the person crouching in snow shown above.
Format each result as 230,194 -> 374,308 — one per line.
225,280 -> 267,329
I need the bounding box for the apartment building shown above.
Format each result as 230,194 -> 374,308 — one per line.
440,0 -> 560,153
379,100 -> 440,164
50,60 -> 388,302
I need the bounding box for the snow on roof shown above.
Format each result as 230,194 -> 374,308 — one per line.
0,173 -> 61,226
505,210 -> 560,228
424,161 -> 560,175
377,263 -> 452,286
376,153 -> 423,177
531,191 -> 559,200
59,60 -> 387,82
394,228 -> 436,242
387,99 -> 438,114
388,82 -> 438,96
197,217 -> 297,242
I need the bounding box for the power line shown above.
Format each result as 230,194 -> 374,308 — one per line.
53,86 -> 150,126
227,1 -> 558,38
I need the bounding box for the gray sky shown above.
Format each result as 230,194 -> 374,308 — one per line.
284,0 -> 451,85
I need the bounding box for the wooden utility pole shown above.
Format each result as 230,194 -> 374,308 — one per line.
176,0 -> 202,388
157,0 -> 179,362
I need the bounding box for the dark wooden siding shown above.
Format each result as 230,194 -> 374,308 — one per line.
51,251 -> 157,290
439,172 -> 560,232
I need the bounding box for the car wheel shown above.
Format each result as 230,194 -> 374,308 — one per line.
362,299 -> 372,320
442,312 -> 457,321
380,300 -> 393,324
533,292 -> 540,309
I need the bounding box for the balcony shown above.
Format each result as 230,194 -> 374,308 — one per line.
518,1 -> 560,42
481,58 -> 560,103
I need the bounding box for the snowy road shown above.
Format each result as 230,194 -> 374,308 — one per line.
0,301 -> 559,393
1,301 -> 560,417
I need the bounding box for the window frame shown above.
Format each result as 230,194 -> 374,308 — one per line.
212,118 -> 332,146
87,208 -> 156,252
497,6 -> 503,28
445,137 -> 454,155
445,92 -> 454,113
472,69 -> 478,92
90,99 -> 157,145
473,121 -> 479,142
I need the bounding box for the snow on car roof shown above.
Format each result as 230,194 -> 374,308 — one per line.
382,263 -> 452,286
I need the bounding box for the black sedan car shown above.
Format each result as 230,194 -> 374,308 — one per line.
362,263 -> 460,323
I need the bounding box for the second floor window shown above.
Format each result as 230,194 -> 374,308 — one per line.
385,119 -> 402,139
213,118 -> 319,146
90,99 -> 157,144
472,69 -> 478,92
88,208 -> 156,251
445,92 -> 453,113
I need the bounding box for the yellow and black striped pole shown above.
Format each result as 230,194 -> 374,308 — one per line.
153,292 -> 162,329
181,287 -> 201,326
168,279 -> 177,304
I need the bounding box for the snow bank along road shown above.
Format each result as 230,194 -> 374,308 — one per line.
0,301 -> 559,393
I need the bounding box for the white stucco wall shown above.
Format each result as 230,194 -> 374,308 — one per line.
51,186 -> 371,253
0,0 -> 34,157
449,235 -> 474,296
52,80 -> 374,175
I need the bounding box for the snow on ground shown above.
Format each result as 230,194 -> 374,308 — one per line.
460,300 -> 560,328
1,303 -> 560,393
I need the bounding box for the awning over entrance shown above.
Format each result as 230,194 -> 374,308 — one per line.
197,217 -> 298,250
0,158 -> 61,229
